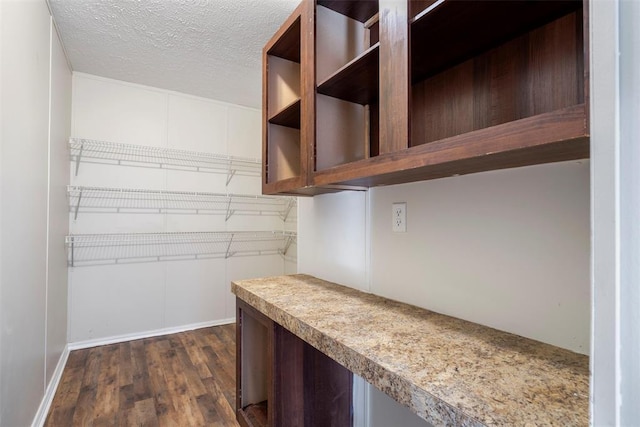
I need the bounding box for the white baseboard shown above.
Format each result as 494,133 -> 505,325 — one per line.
67,318 -> 236,351
31,345 -> 70,427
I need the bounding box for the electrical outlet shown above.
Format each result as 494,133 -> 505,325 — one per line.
392,202 -> 407,232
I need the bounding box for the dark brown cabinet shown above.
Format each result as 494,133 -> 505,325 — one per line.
263,0 -> 589,195
262,2 -> 309,195
236,299 -> 353,427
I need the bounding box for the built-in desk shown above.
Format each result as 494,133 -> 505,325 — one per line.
232,274 -> 589,426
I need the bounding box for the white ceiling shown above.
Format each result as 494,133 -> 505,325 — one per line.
49,0 -> 301,108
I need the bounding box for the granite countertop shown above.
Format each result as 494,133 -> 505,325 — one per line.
232,274 -> 589,426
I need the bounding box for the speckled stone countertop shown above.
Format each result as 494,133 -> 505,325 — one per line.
232,274 -> 589,426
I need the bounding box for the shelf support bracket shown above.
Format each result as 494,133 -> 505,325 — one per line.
225,234 -> 235,259
74,141 -> 84,176
225,198 -> 233,221
74,189 -> 83,220
70,237 -> 75,267
282,198 -> 295,222
226,168 -> 236,186
283,235 -> 294,256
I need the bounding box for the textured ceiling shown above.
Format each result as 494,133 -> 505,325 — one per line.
49,0 -> 301,108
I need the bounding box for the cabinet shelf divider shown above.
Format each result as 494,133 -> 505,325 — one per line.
317,42 -> 380,106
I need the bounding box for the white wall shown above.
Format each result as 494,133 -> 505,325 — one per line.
298,161 -> 590,425
298,192 -> 371,427
46,20 -> 72,386
68,74 -> 296,344
298,191 -> 368,291
0,1 -> 71,425
371,161 -> 590,353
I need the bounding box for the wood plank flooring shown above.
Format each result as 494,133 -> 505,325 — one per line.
45,324 -> 239,427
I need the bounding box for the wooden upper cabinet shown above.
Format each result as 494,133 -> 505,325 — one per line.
262,2 -> 313,195
262,0 -> 590,194
314,0 -> 380,176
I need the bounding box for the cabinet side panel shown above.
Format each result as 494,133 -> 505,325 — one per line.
268,125 -> 301,182
273,325 -> 305,427
300,0 -> 314,187
240,312 -> 269,407
303,343 -> 353,427
316,94 -> 366,170
315,5 -> 366,84
268,56 -> 301,116
379,0 -> 409,153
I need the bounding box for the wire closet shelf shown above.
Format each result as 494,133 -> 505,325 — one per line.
69,138 -> 262,184
65,231 -> 296,267
67,186 -> 296,221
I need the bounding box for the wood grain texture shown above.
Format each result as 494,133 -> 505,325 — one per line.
263,0 -> 589,193
411,11 -> 584,146
312,105 -> 589,187
302,342 -> 353,427
379,0 -> 409,154
237,299 -> 353,427
262,2 -> 308,195
268,99 -> 301,129
410,0 -> 581,83
317,43 -> 380,106
317,0 -> 378,23
273,325 -> 305,427
44,324 -> 238,427
267,17 -> 301,63
409,0 -> 439,19
307,4 -> 588,189
580,2 -> 590,132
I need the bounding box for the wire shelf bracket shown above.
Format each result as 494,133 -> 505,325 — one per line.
225,233 -> 235,259
74,140 -> 84,177
282,234 -> 295,256
283,198 -> 296,222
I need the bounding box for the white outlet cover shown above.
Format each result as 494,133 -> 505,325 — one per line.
392,202 -> 407,233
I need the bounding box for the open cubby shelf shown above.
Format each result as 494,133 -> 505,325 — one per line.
263,0 -> 589,195
312,104 -> 588,187
268,98 -> 301,129
268,16 -> 301,62
411,9 -> 585,147
317,42 -> 380,105
236,299 -> 353,427
318,0 -> 378,23
263,2 -> 309,195
411,0 -> 582,83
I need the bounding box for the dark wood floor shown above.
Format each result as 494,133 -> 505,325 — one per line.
45,324 -> 239,427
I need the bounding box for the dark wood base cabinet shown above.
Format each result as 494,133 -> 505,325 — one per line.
236,299 -> 353,427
